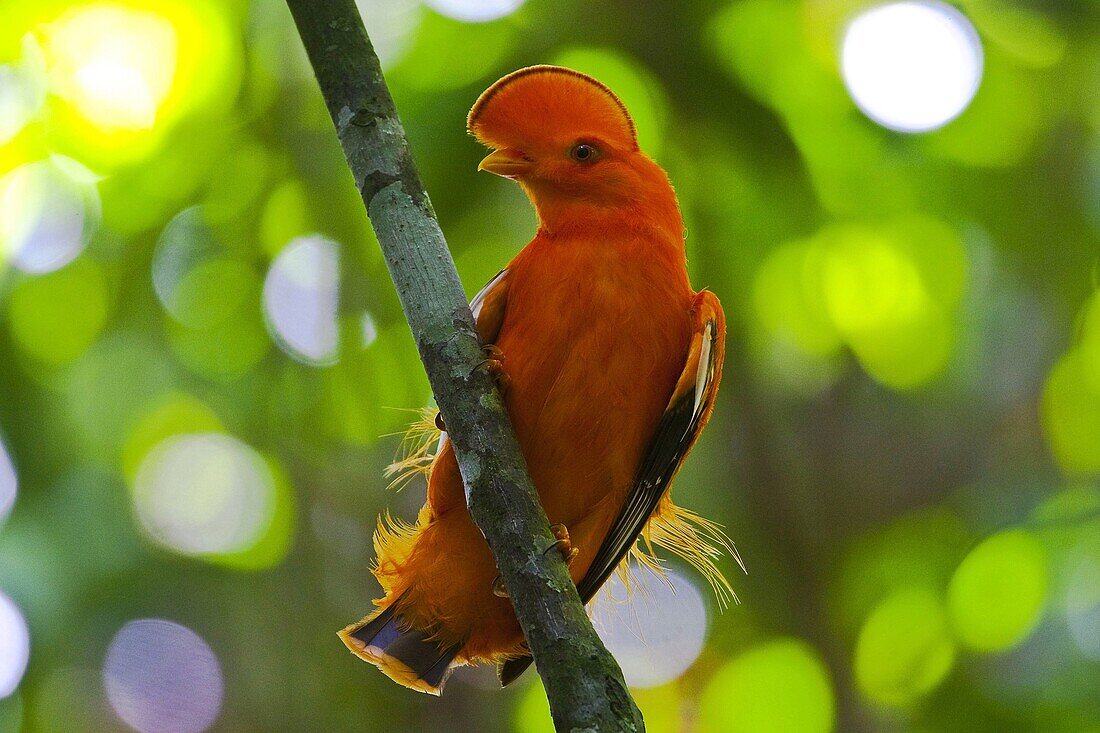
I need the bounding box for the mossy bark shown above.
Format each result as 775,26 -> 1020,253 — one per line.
284,1 -> 644,730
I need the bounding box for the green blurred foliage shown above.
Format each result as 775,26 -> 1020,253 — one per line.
0,0 -> 1098,731
947,529 -> 1048,652
855,588 -> 955,706
699,639 -> 835,733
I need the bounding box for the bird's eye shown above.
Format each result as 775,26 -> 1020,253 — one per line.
570,143 -> 598,163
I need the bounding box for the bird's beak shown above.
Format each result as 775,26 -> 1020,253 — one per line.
478,150 -> 531,179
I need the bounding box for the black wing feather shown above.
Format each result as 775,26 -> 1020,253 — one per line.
577,393 -> 697,601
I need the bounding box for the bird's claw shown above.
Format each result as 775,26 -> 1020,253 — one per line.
544,523 -> 579,564
492,574 -> 509,598
492,525 -> 577,599
470,344 -> 509,393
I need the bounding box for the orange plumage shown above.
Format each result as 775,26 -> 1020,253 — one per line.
339,66 -> 735,694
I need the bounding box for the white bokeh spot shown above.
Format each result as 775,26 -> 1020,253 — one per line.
0,157 -> 99,274
103,619 -> 223,733
263,235 -> 340,366
0,592 -> 30,699
133,433 -> 276,557
355,0 -> 422,67
423,0 -> 525,23
591,564 -> 710,688
841,1 -> 983,133
46,4 -> 178,133
0,437 -> 15,526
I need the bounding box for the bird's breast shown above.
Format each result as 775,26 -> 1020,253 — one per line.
496,233 -> 693,523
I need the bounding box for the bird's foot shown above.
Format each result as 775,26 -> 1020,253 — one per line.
470,344 -> 510,393
492,574 -> 509,598
544,523 -> 579,564
491,525 -> 577,599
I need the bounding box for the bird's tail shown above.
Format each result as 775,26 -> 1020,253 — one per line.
339,602 -> 461,695
498,655 -> 534,687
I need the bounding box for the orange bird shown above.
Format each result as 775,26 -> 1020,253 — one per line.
340,66 -> 735,694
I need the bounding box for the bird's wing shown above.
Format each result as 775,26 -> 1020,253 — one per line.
470,268 -> 509,343
575,289 -> 726,602
499,290 -> 726,687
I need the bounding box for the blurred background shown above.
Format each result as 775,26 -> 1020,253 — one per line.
0,0 -> 1098,731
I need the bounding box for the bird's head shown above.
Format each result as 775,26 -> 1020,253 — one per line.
468,66 -> 675,231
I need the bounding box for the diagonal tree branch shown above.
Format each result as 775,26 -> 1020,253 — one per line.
283,1 -> 644,730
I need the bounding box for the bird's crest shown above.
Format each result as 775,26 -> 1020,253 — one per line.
467,65 -> 638,152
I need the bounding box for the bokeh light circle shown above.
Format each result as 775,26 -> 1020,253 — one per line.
1042,293 -> 1100,473
46,4 -> 178,133
841,1 -> 983,132
103,619 -> 222,733
37,0 -> 241,166
591,565 -> 709,688
947,529 -> 1047,652
761,219 -> 966,390
855,587 -> 955,706
353,0 -> 422,67
0,157 -> 100,274
133,433 -> 276,557
0,592 -> 30,699
700,639 -> 835,733
152,209 -> 270,378
423,0 -> 525,23
0,438 -> 16,526
263,235 -> 340,365
152,207 -> 255,329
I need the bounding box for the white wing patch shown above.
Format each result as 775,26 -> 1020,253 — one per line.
469,268 -> 507,322
692,321 -> 714,418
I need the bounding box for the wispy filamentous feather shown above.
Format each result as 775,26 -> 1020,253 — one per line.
627,499 -> 744,608
384,408 -> 442,492
372,511 -> 419,593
